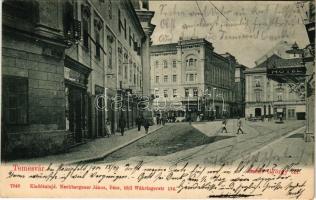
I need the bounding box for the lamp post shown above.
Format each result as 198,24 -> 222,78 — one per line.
212,88 -> 217,118
217,93 -> 225,117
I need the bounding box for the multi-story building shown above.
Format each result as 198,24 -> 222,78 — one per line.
1,0 -> 155,160
245,53 -> 306,120
233,64 -> 247,117
2,0 -> 70,159
150,38 -> 236,120
63,0 -> 154,144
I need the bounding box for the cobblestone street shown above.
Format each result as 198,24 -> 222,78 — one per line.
94,119 -> 310,166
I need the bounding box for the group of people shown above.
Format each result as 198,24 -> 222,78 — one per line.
220,118 -> 245,134
156,115 -> 166,125
105,115 -> 150,137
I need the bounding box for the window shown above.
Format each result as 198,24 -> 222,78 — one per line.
155,90 -> 159,98
83,19 -> 89,48
173,89 -> 177,98
255,91 -> 261,102
163,90 -> 168,98
189,74 -> 194,81
124,18 -> 127,39
255,79 -> 261,87
155,60 -> 159,68
172,75 -> 177,82
118,63 -> 122,75
164,75 -> 168,82
3,76 -> 28,124
185,89 -> 189,97
155,76 -> 159,83
187,58 -> 197,67
193,88 -> 198,97
163,60 -> 168,68
108,43 -> 112,68
95,31 -> 101,59
124,66 -> 128,79
277,93 -> 282,101
189,58 -> 194,66
172,60 -> 176,68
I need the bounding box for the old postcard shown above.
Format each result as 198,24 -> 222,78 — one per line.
0,0 -> 315,198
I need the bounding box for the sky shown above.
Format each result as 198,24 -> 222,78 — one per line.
149,1 -> 310,67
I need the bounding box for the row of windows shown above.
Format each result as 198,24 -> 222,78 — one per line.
155,75 -> 177,83
154,73 -> 197,83
154,58 -> 198,68
254,91 -> 283,102
154,88 -> 199,98
155,60 -> 177,68
155,89 -> 178,98
118,8 -> 139,51
81,3 -> 140,65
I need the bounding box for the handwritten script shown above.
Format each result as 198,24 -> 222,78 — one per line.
154,2 -> 303,43
5,160 -> 309,198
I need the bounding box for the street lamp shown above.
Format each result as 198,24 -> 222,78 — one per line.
212,88 -> 217,117
217,93 -> 225,115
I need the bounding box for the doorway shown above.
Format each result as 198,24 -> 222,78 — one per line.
255,108 -> 262,117
66,84 -> 86,143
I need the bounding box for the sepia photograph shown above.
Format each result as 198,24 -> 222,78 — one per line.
0,0 -> 315,198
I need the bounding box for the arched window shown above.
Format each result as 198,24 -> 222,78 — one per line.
189,58 -> 194,66
186,57 -> 197,67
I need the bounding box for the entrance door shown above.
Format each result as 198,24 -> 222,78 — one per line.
67,85 -> 85,143
255,108 -> 262,117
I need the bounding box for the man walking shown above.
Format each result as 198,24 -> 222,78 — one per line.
221,119 -> 228,133
143,118 -> 150,134
136,115 -> 143,132
236,118 -> 244,134
119,115 -> 126,136
105,118 -> 111,137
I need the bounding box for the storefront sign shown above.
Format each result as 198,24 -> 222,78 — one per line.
267,67 -> 306,76
64,67 -> 85,84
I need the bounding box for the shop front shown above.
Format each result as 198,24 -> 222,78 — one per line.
64,56 -> 91,145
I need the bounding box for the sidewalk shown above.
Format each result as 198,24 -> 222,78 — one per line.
242,126 -> 314,165
10,125 -> 163,164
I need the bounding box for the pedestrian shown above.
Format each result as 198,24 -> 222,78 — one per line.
162,116 -> 166,126
105,118 -> 111,137
156,115 -> 160,125
221,119 -> 228,133
143,118 -> 149,134
119,115 -> 126,136
136,115 -> 143,131
236,118 -> 244,134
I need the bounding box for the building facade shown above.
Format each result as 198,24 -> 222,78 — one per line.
150,38 -> 236,120
2,0 -> 69,159
1,0 -> 155,160
245,54 -> 306,120
233,64 -> 247,117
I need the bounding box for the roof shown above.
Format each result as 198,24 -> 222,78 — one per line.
254,54 -> 282,69
246,54 -> 303,73
150,43 -> 178,53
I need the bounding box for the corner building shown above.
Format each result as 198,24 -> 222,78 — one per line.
150,38 -> 236,120
1,0 -> 155,160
